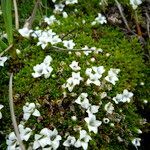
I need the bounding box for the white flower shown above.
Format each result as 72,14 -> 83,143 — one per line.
103,118 -> 110,124
86,105 -> 99,114
18,27 -> 33,38
104,102 -> 114,114
122,89 -> 133,103
105,68 -> 120,85
62,11 -> 68,18
23,102 -> 41,121
74,130 -> 91,150
92,13 -> 107,25
31,29 -> 42,38
0,56 -> 7,67
86,66 -> 105,86
100,92 -> 107,99
71,116 -> 77,121
33,128 -> 51,149
32,55 -> 53,79
132,138 -> 141,147
18,124 -> 32,141
72,72 -> 83,85
65,0 -> 78,5
130,0 -> 142,9
112,89 -> 133,104
82,45 -> 92,56
63,40 -> 75,49
44,15 -> 57,25
6,132 -> 20,150
75,93 -> 90,109
37,30 -> 61,49
33,128 -> 61,149
54,3 -> 65,12
0,104 -> 4,119
49,128 -> 62,150
84,113 -> 102,134
63,136 -> 76,147
69,61 -> 81,71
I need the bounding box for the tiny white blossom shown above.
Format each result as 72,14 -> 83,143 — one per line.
84,113 -> 102,134
63,40 -> 75,49
74,130 -> 91,150
33,128 -> 61,149
92,13 -> 107,25
105,68 -> 120,85
86,105 -> 99,114
18,27 -> 33,38
112,89 -> 133,104
0,104 -> 4,119
44,15 -> 57,25
130,0 -> 142,9
104,102 -> 114,114
132,138 -> 141,148
54,3 -> 65,12
63,136 -> 76,147
32,55 -> 53,79
75,93 -> 90,109
100,92 -> 107,99
23,102 -> 41,121
62,11 -> 68,18
65,0 -> 78,5
82,45 -> 92,56
6,132 -> 19,150
69,61 -> 81,71
18,124 -> 32,141
71,116 -> 77,121
0,56 -> 7,67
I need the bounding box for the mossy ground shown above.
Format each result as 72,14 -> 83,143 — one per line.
0,0 -> 149,150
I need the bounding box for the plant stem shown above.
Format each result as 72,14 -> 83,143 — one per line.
13,0 -> 19,30
0,44 -> 13,57
9,73 -> 26,150
51,46 -> 95,51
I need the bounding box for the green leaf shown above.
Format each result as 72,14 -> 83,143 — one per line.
0,39 -> 8,51
1,0 -> 13,44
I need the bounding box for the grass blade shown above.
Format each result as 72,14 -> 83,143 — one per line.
1,0 -> 13,44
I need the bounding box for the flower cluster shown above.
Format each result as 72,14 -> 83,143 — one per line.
63,130 -> 91,150
63,72 -> 83,92
32,55 -> 53,79
44,15 -> 59,25
85,66 -> 105,86
91,13 -> 107,25
7,124 -> 32,149
113,89 -> 134,104
23,102 -> 41,120
35,29 -> 62,49
75,93 -> 101,134
33,128 -> 62,149
105,68 -> 120,85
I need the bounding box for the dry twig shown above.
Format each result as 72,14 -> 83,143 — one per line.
115,0 -> 135,34
13,0 -> 19,30
24,0 -> 40,29
9,73 -> 25,150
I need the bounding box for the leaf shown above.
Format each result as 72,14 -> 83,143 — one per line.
1,0 -> 13,44
0,39 -> 8,51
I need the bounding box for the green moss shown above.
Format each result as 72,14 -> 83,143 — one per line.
0,1 -> 148,149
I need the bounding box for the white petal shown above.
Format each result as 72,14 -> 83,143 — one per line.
32,109 -> 40,117
23,113 -> 31,120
